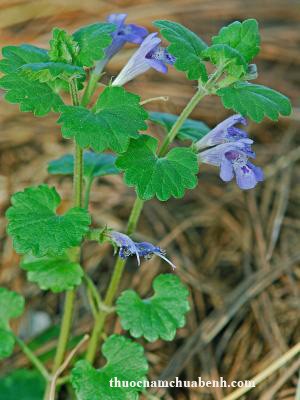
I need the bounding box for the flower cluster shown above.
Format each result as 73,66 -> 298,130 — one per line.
109,231 -> 176,269
196,115 -> 264,190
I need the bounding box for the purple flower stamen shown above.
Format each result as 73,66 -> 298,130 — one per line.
112,32 -> 175,86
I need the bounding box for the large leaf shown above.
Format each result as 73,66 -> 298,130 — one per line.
0,369 -> 45,400
21,254 -> 83,293
48,151 -> 119,179
72,23 -> 116,67
71,335 -> 148,400
117,274 -> 190,342
149,111 -> 210,142
116,135 -> 199,201
0,44 -> 64,116
212,19 -> 260,62
58,86 -> 148,153
6,184 -> 91,257
217,82 -> 292,122
0,288 -> 24,359
154,20 -> 208,80
202,44 -> 247,78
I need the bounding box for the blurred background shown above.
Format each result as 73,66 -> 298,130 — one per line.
0,0 -> 300,399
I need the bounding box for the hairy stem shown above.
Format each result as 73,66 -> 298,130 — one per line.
14,335 -> 50,381
44,79 -> 83,399
85,86 -> 206,362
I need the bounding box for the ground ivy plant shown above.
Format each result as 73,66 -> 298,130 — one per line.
0,13 -> 291,400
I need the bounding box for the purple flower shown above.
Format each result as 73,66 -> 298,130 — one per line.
94,14 -> 148,74
199,139 -> 264,190
196,114 -> 248,150
112,32 -> 175,86
109,231 -> 176,269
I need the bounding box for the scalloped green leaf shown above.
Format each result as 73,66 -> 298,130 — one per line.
72,23 -> 116,67
0,288 -> 24,359
116,274 -> 190,342
0,369 -> 45,400
154,20 -> 208,80
217,82 -> 292,122
57,86 -> 148,153
71,335 -> 148,400
19,62 -> 85,83
6,184 -> 91,257
48,151 -> 119,179
202,44 -> 247,78
0,44 -> 64,116
212,19 -> 260,63
149,111 -> 210,142
116,135 -> 199,201
21,254 -> 84,293
49,28 -> 79,64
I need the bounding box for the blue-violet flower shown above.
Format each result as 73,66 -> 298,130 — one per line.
112,32 -> 175,86
110,231 -> 176,269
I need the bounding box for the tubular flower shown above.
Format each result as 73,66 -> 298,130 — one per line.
197,115 -> 264,190
109,231 -> 176,269
94,13 -> 148,73
112,32 -> 175,86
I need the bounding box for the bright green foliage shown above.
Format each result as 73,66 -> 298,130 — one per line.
116,274 -> 190,342
154,20 -> 208,80
71,335 -> 148,400
19,62 -> 85,83
116,135 -> 199,201
49,28 -> 79,64
202,44 -> 247,77
6,185 -> 91,257
48,151 -> 119,179
217,82 -> 292,122
0,369 -> 45,400
0,288 -> 24,359
0,44 -> 64,116
58,86 -> 148,153
72,23 -> 116,67
21,254 -> 84,293
212,19 -> 260,63
149,111 -> 210,142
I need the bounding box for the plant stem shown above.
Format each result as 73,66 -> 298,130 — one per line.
85,82 -> 210,363
44,79 -> 83,399
14,335 -> 50,381
81,66 -> 104,107
83,177 -> 93,210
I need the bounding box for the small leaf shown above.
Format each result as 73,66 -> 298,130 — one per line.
19,62 -> 85,83
48,151 -> 119,179
21,254 -> 84,293
117,274 -> 190,342
0,288 -> 24,359
202,44 -> 247,78
58,86 -> 148,153
116,135 -> 199,201
49,28 -> 79,64
149,111 -> 210,142
212,19 -> 260,62
6,184 -> 91,257
154,20 -> 208,80
0,369 -> 45,400
71,335 -> 148,400
217,82 -> 292,122
72,23 -> 116,67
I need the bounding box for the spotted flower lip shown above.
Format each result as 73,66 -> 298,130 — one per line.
199,139 -> 263,190
109,231 -> 176,269
112,32 -> 175,86
195,114 -> 248,150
